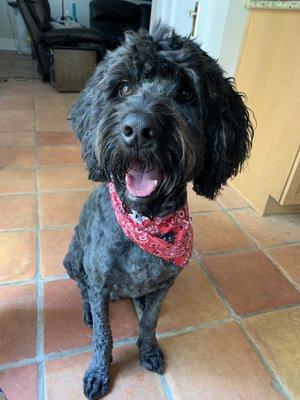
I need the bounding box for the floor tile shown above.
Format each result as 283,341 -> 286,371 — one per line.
39,145 -> 82,165
187,185 -> 221,212
38,165 -> 92,191
203,251 -> 300,315
0,195 -> 35,229
40,228 -> 73,277
192,211 -> 254,253
0,364 -> 37,400
217,185 -> 248,209
157,261 -> 228,332
0,99 -> 33,110
39,191 -> 89,227
231,208 -> 300,247
162,322 -> 284,400
266,245 -> 300,285
63,93 -> 78,103
245,308 -> 300,399
0,167 -> 35,194
0,284 -> 36,364
0,119 -> 33,132
44,279 -> 91,354
34,93 -> 66,104
34,101 -> 68,112
35,109 -> 69,119
44,280 -> 138,354
45,346 -> 165,400
0,231 -> 36,283
38,131 -> 77,145
0,131 -> 34,147
0,94 -> 33,104
0,109 -> 33,120
0,147 -> 34,167
109,298 -> 139,340
35,118 -> 70,132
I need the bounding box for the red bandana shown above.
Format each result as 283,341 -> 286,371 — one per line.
108,182 -> 193,267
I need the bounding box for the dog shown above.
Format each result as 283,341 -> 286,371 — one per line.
64,24 -> 253,399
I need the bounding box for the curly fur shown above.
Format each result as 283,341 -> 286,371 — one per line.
64,23 -> 253,399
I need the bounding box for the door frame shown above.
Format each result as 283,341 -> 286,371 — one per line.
150,0 -> 249,77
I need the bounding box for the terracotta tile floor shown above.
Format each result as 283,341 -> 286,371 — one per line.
0,53 -> 300,400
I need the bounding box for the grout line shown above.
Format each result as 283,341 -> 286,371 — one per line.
193,245 -> 258,258
192,238 -> 300,259
0,274 -> 70,288
33,84 -> 46,400
240,302 -> 300,319
0,224 -> 76,234
159,375 -> 174,400
263,250 -> 300,293
0,337 -> 137,373
0,278 -> 36,287
0,357 -> 38,373
157,318 -> 233,340
190,205 -> 249,216
0,192 -> 36,197
193,254 -> 240,320
0,188 -> 92,198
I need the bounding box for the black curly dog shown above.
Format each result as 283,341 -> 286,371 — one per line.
63,24 -> 253,399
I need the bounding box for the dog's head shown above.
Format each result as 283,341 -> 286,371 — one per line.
70,24 -> 253,216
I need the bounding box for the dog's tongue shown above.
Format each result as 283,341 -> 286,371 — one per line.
125,165 -> 161,197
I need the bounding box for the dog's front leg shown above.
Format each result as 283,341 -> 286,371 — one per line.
83,287 -> 112,400
137,283 -> 173,375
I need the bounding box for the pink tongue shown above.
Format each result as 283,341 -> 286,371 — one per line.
125,167 -> 160,197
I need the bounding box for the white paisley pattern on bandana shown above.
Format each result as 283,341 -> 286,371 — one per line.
108,182 -> 193,267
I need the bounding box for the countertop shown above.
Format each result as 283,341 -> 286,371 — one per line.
245,1 -> 300,10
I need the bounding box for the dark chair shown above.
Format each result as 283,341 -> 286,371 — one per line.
17,0 -> 107,80
89,0 -> 152,48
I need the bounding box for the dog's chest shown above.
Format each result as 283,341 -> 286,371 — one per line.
81,188 -> 180,298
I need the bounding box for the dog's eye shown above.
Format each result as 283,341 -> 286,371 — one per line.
119,82 -> 133,97
179,88 -> 195,102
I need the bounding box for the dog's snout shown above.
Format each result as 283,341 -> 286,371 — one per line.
121,113 -> 157,146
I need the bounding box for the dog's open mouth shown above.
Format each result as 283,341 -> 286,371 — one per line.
125,160 -> 163,198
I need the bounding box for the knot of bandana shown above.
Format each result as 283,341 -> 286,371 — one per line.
108,182 -> 193,267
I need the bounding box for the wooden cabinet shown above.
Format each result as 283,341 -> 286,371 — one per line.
231,9 -> 300,215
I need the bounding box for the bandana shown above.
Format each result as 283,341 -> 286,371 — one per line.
108,182 -> 193,267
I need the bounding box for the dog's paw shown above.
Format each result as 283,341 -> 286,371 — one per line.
83,307 -> 93,328
83,367 -> 109,399
139,343 -> 165,375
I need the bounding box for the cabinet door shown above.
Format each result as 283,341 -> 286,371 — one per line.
281,148 -> 300,206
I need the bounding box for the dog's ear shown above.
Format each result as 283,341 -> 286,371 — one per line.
69,62 -> 107,181
193,60 -> 254,200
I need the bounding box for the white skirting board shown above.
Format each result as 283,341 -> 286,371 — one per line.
0,38 -> 17,51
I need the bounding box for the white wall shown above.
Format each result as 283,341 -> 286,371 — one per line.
151,0 -> 249,77
150,0 -> 195,36
218,0 -> 249,76
197,0 -> 248,76
0,1 -> 17,50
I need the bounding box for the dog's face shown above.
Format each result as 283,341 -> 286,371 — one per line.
70,25 -> 253,215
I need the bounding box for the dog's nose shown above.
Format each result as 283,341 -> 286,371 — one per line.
121,113 -> 157,146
